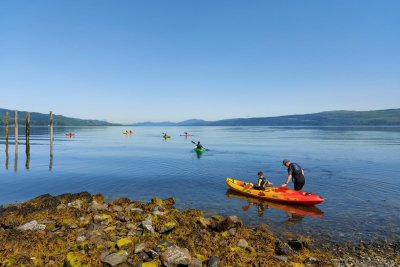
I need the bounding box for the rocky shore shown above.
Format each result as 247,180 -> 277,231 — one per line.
0,192 -> 398,266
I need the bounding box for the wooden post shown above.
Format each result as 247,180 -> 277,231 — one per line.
49,111 -> 53,171
5,112 -> 9,170
25,112 -> 30,170
14,111 -> 18,150
14,111 -> 18,172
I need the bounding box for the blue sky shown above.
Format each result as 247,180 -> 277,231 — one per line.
1,0 -> 399,123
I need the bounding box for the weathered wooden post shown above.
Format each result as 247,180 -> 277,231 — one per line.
5,112 -> 9,169
14,111 -> 18,151
49,111 -> 53,171
25,112 -> 30,170
14,111 -> 18,172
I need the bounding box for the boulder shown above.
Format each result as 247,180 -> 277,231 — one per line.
160,247 -> 191,267
67,200 -> 83,209
238,239 -> 249,249
142,216 -> 155,233
275,240 -> 293,256
189,258 -> 203,267
16,220 -> 46,231
207,256 -> 220,267
91,201 -> 108,211
217,216 -> 243,232
101,250 -> 129,266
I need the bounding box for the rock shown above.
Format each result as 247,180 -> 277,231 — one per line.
16,220 -> 46,231
135,243 -> 147,253
131,208 -> 144,214
217,216 -> 242,232
139,251 -> 151,262
101,250 -> 129,266
116,238 -> 133,249
155,239 -> 178,252
67,200 -> 83,209
56,203 -> 66,210
275,240 -> 293,256
92,194 -> 105,203
153,206 -> 166,216
196,217 -> 211,228
162,197 -> 176,206
207,256 -> 220,267
228,228 -> 236,236
128,229 -> 143,237
91,200 -> 108,211
93,214 -> 112,224
157,222 -> 176,234
305,256 -> 318,264
151,197 -> 163,206
112,205 -> 123,212
160,247 -> 191,267
189,258 -> 203,267
142,216 -> 155,233
238,239 -> 249,249
64,251 -> 87,267
274,255 -> 288,262
76,236 -> 86,243
146,249 -> 159,260
288,238 -> 308,250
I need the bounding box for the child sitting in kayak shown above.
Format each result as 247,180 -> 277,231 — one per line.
253,171 -> 272,190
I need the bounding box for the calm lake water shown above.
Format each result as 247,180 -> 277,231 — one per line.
0,126 -> 399,245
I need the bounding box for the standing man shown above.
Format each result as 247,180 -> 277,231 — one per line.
282,159 -> 305,191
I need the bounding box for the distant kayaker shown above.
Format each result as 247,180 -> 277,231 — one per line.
163,133 -> 168,138
195,141 -> 203,149
282,159 -> 305,190
253,171 -> 272,190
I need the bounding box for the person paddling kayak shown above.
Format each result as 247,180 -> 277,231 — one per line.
195,141 -> 203,150
282,159 -> 305,191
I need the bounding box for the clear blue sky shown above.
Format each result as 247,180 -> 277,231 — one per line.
1,0 -> 399,123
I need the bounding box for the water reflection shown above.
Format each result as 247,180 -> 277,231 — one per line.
14,144 -> 18,173
225,189 -> 324,222
25,142 -> 30,170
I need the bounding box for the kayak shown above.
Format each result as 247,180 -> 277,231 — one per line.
225,189 -> 324,217
180,134 -> 193,136
194,146 -> 204,153
65,133 -> 75,137
122,132 -> 134,134
163,136 -> 171,138
226,178 -> 324,206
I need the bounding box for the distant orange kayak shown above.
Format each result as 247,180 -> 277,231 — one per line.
226,178 -> 324,206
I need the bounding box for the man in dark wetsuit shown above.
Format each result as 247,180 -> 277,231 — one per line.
282,159 -> 305,191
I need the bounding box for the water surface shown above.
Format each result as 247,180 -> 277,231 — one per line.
0,126 -> 399,244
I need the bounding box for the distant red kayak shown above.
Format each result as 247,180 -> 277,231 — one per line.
65,133 -> 75,137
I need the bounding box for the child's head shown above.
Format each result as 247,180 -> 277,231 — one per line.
257,171 -> 263,177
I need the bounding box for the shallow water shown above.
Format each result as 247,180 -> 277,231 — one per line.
0,126 -> 399,244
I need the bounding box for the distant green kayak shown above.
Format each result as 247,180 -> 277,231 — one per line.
194,146 -> 204,153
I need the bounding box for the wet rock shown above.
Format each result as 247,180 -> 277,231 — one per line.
238,238 -> 249,249
160,247 -> 191,267
189,257 -> 202,267
274,255 -> 288,262
16,220 -> 46,231
275,240 -> 293,256
207,256 -> 220,267
135,243 -> 147,253
288,238 -> 308,250
217,215 -> 243,232
142,216 -> 155,233
101,250 -> 129,266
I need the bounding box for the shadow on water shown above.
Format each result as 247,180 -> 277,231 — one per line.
225,189 -> 324,222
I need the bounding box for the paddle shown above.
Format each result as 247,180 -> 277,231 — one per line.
191,141 -> 209,151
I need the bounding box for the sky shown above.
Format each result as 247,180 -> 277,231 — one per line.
0,0 -> 399,123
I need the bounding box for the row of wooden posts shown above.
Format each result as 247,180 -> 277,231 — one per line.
3,111 -> 54,171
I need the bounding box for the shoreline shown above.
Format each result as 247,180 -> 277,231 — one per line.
0,193 -> 398,266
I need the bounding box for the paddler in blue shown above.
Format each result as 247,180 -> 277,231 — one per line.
282,159 -> 305,190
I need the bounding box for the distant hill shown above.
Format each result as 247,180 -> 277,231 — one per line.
130,109 -> 400,126
0,108 -> 119,126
